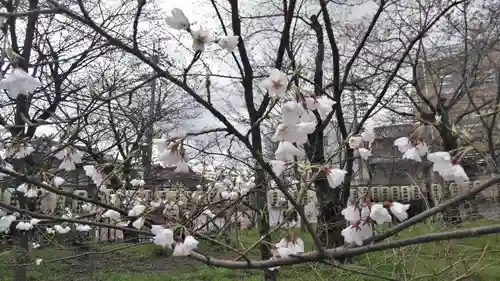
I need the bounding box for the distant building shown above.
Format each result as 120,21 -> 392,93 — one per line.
145,165 -> 204,191
415,41 -> 500,155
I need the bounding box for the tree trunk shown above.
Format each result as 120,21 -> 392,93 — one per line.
305,129 -> 352,263
264,269 -> 279,281
13,231 -> 29,281
12,158 -> 32,281
247,98 -> 272,280
253,146 -> 273,279
440,127 -> 462,225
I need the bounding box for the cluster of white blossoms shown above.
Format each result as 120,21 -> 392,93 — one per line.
130,178 -> 146,187
0,64 -> 88,203
393,123 -> 468,183
275,236 -> 304,258
348,130 -> 375,160
98,204 -> 200,256
5,208 -> 91,236
341,200 -> 410,246
0,213 -> 17,233
267,233 -> 305,270
165,8 -> 239,53
5,141 -> 35,159
83,165 -> 106,189
3,142 -> 83,172
320,131 -> 375,189
155,139 -> 191,173
264,68 -> 379,190
0,67 -> 42,98
15,174 -> 66,199
0,211 -> 92,235
151,225 -> 199,256
215,175 -> 254,201
265,69 -> 338,178
54,146 -> 83,171
428,151 -> 468,183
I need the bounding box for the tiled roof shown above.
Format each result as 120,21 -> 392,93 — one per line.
373,124 -> 413,139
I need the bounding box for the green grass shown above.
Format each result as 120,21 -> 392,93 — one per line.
1,221 -> 500,280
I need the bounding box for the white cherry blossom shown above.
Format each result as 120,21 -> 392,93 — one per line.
275,141 -> 303,162
388,202 -> 410,222
0,68 -> 42,98
128,204 -> 146,217
427,151 -> 452,174
26,187 -> 38,198
54,147 -> 82,171
341,222 -> 372,246
202,209 -> 215,218
83,165 -> 105,187
152,225 -> 174,248
261,69 -> 288,98
130,178 -> 146,187
16,183 -> 28,194
275,237 -> 304,258
54,225 -> 70,234
218,35 -> 239,52
174,160 -> 190,173
341,205 -> 361,223
220,191 -> 229,200
427,151 -> 468,183
82,203 -> 93,212
157,141 -> 186,168
0,215 -> 16,233
229,191 -> 239,200
308,96 -> 336,118
16,222 -> 34,231
272,122 -> 312,145
361,129 -> 376,144
441,164 -> 469,184
6,143 -> 34,159
369,203 -> 392,224
132,217 -> 145,229
102,210 -> 121,221
325,168 -> 347,188
402,146 -> 421,162
53,176 -> 65,187
191,28 -> 212,52
281,101 -> 305,125
270,160 -> 286,176
165,8 -> 190,30
394,137 -> 411,153
416,142 -> 429,156
349,136 -> 363,149
357,148 -> 371,160
75,224 -> 92,232
173,235 -> 199,256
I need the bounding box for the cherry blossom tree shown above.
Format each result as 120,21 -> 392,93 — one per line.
378,0 -> 500,224
3,1 -> 500,281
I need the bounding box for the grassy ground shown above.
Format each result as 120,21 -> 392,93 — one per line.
1,220 -> 500,281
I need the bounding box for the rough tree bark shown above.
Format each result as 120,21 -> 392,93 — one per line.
436,98 -> 463,225
304,15 -> 353,258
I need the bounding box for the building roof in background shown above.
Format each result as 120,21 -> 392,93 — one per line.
146,165 -> 204,191
373,124 -> 413,140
